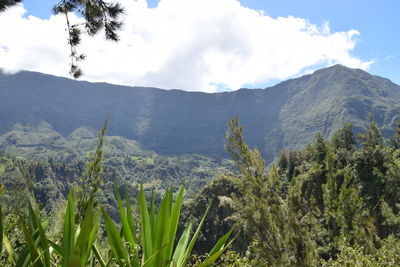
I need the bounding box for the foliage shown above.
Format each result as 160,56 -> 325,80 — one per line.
0,185 -> 234,266
76,120 -> 107,222
0,0 -> 124,78
0,124 -> 234,267
225,116 -> 320,266
0,124 -> 233,220
321,236 -> 400,266
0,0 -> 22,12
220,116 -> 400,266
102,184 -> 236,267
52,0 -> 124,78
2,105 -> 400,266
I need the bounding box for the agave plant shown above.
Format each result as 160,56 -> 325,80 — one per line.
0,185 -> 235,267
0,192 -> 101,267
102,184 -> 236,267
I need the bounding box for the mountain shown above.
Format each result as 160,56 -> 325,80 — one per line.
1,65 -> 400,162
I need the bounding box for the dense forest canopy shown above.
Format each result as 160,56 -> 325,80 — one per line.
182,117 -> 400,266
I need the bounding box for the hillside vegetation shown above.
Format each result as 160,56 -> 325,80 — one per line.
1,117 -> 400,266
1,65 -> 400,162
183,117 -> 400,265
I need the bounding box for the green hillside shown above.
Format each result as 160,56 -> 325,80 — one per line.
1,65 -> 399,162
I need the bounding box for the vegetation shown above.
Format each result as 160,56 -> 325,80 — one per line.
2,2 -> 399,266
0,124 -> 234,266
203,116 -> 400,265
2,65 -> 400,163
1,111 -> 400,265
0,0 -> 22,12
0,124 -> 233,217
0,0 -> 124,78
174,116 -> 400,266
0,186 -> 235,266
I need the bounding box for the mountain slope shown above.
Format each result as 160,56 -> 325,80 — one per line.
1,65 -> 399,161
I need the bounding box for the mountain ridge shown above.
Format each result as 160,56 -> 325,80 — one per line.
1,65 -> 399,161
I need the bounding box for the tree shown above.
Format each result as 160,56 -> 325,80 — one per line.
358,115 -> 383,150
225,116 -> 320,266
224,119 -> 386,264
0,0 -> 21,12
355,118 -> 386,210
331,123 -> 356,152
390,119 -> 400,149
312,133 -> 327,163
0,0 -> 124,78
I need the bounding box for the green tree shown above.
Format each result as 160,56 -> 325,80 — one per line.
225,116 -> 320,266
312,133 -> 327,163
358,116 -> 383,150
0,0 -> 124,78
355,121 -> 386,211
224,119 -> 389,264
331,123 -> 355,151
0,0 -> 21,12
390,119 -> 400,149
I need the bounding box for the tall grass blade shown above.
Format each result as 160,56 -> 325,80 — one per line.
171,221 -> 192,267
179,203 -> 211,267
149,191 -> 156,244
48,239 -> 63,255
153,190 -> 168,262
139,185 -> 153,263
73,196 -> 99,267
125,187 -> 137,242
92,244 -> 106,267
142,244 -> 167,267
102,207 -> 129,266
124,187 -> 140,267
199,232 -> 238,267
0,204 -> 3,255
157,189 -> 173,264
199,224 -> 238,267
166,186 -> 185,261
115,185 -> 136,249
62,191 -> 76,267
207,222 -> 237,258
3,230 -> 18,265
20,217 -> 43,267
31,198 -> 51,267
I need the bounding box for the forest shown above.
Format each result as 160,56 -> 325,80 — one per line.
1,116 -> 400,266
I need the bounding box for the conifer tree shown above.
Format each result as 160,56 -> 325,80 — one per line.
313,133 -> 327,163
225,116 -> 321,266
358,115 -> 383,150
354,116 -> 386,210
0,0 -> 124,78
331,123 -> 356,151
390,119 -> 400,149
0,0 -> 21,12
53,0 -> 124,78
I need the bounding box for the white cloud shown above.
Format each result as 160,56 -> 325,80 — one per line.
0,0 -> 372,92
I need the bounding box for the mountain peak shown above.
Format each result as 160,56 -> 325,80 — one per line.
313,64 -> 366,76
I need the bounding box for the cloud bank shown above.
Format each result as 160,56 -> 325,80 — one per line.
0,0 -> 372,92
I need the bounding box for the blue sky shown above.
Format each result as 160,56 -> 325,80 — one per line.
3,0 -> 399,91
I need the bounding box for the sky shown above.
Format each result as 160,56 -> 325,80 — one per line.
0,0 -> 399,93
